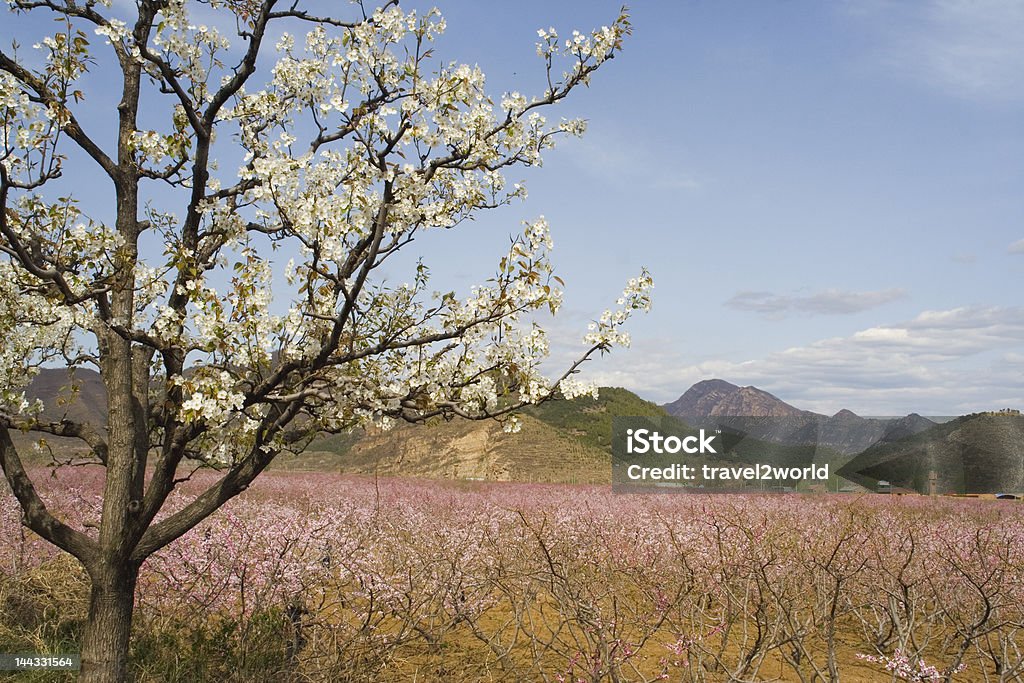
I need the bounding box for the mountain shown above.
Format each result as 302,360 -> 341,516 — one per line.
837,413 -> 1024,494
663,380 -> 936,455
9,368 -> 108,459
664,379 -> 806,418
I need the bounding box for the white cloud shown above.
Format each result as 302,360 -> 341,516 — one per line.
725,288 -> 906,316
573,305 -> 1024,415
854,0 -> 1024,103
1009,238 -> 1024,254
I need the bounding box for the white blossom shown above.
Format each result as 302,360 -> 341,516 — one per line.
0,1 -> 643,460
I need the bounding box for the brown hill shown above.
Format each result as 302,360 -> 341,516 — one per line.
19,367 -> 627,482
10,368 -> 107,460
290,386 -> 663,480
25,367 -> 107,427
294,415 -> 609,483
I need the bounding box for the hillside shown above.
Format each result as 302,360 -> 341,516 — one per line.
836,413 -> 1024,494
296,414 -> 610,483
15,374 -> 650,480
524,386 -> 668,451
10,368 -> 108,460
293,386 -> 663,480
25,367 -> 107,427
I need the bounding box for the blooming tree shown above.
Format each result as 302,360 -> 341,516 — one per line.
0,1 -> 648,680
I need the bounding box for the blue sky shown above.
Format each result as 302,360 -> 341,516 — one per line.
5,1 -> 1023,415
403,0 -> 1024,415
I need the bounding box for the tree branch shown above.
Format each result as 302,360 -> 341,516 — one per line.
0,425 -> 97,561
131,398 -> 304,559
0,413 -> 108,464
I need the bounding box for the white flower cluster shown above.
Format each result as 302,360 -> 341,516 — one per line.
94,18 -> 130,46
535,14 -> 627,84
133,262 -> 170,311
33,33 -> 88,82
0,72 -> 56,181
559,378 -> 599,401
0,195 -> 122,303
584,269 -> 654,348
503,415 -> 523,434
127,130 -> 174,163
525,216 -> 554,251
175,370 -> 245,425
0,263 -> 78,414
150,0 -> 232,104
0,71 -> 31,114
172,247 -> 280,368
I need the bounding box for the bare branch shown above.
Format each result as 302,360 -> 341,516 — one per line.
0,425 -> 97,561
0,413 -> 109,464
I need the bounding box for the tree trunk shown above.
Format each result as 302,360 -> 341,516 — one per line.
79,559 -> 139,683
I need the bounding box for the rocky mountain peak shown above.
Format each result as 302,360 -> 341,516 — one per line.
664,379 -> 806,418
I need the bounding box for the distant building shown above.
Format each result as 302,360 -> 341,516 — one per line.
890,486 -> 919,496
